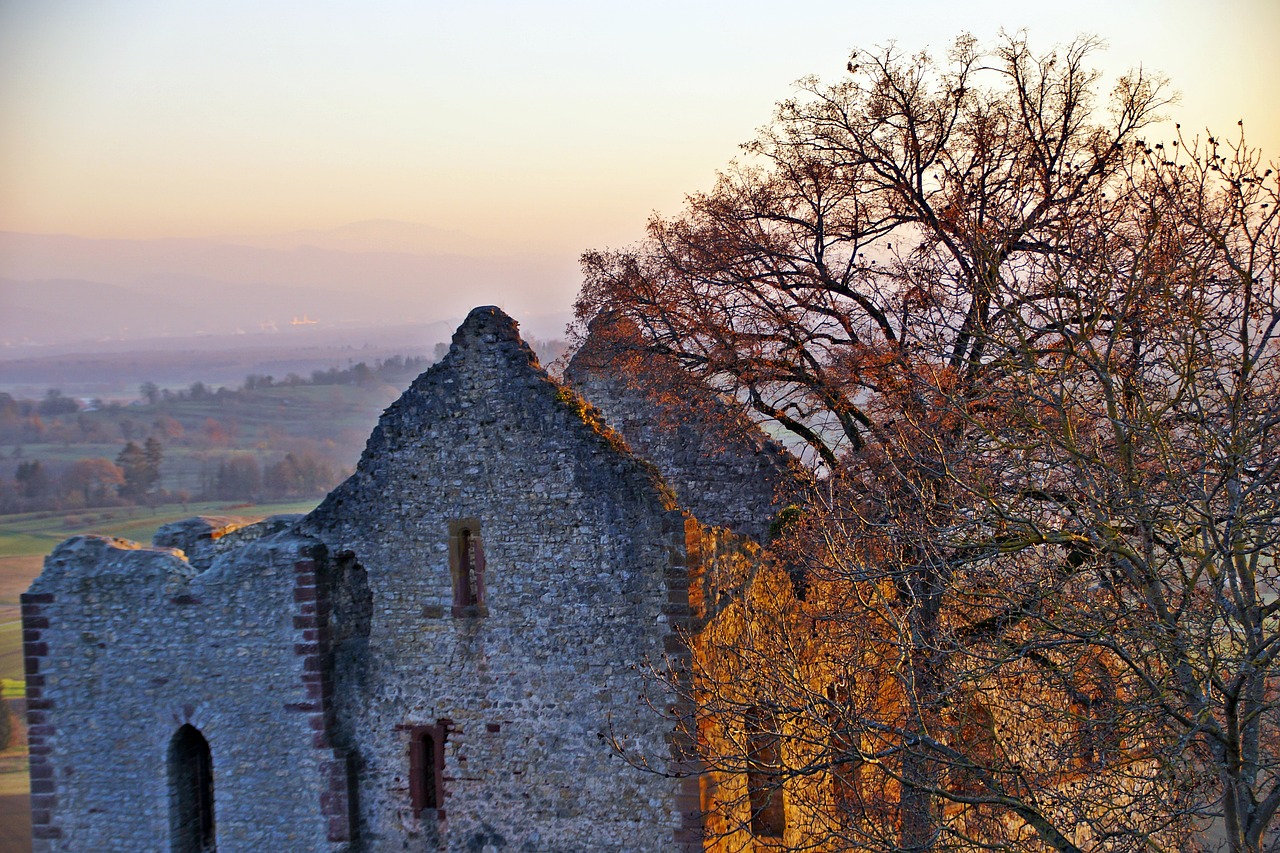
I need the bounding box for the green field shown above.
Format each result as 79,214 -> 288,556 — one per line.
0,500 -> 320,558
0,498 -> 319,685
1,379 -> 403,506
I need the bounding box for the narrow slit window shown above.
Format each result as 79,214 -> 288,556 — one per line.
745,708 -> 786,839
825,679 -> 887,829
448,519 -> 486,617
409,723 -> 447,818
1073,661 -> 1119,768
952,698 -> 996,796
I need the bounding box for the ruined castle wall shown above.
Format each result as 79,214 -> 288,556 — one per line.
23,533 -> 351,852
565,315 -> 799,543
303,307 -> 700,852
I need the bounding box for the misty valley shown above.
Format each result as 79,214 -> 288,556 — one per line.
0,336 -> 570,517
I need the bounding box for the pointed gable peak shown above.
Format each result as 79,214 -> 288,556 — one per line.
457,305 -> 522,344
435,305 -> 540,376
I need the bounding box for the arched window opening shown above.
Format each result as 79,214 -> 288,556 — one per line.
745,708 -> 786,839
168,724 -> 215,853
448,519 -> 486,617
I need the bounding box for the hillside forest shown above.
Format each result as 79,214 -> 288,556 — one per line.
0,338 -> 570,515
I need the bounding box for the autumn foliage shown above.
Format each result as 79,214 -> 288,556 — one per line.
577,33 -> 1280,853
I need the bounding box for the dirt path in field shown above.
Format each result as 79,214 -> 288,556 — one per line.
0,557 -> 42,688
0,793 -> 31,852
0,558 -> 39,850
0,556 -> 43,607
0,718 -> 30,853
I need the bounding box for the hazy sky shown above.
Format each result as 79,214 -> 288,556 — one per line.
2,0 -> 1277,255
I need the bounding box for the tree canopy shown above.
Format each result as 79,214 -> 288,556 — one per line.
575,32 -> 1280,853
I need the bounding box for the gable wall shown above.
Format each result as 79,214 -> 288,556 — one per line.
303,307 -> 701,852
565,314 -> 798,543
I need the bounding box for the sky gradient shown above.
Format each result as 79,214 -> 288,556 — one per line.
2,0 -> 1277,257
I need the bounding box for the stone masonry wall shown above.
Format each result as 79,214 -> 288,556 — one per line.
22,530 -> 352,852
565,313 -> 799,543
302,307 -> 701,852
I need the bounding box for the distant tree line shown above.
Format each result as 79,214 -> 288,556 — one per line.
0,438 -> 163,514
242,353 -> 432,392
0,341 -> 568,516
0,391 -> 95,445
0,434 -> 343,514
204,451 -> 337,501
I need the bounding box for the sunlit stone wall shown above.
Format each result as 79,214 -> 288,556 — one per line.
22,530 -> 351,852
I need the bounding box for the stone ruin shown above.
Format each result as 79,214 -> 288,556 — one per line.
21,306 -> 796,852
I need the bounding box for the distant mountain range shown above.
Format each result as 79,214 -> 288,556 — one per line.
0,221 -> 578,350
209,219 -> 517,256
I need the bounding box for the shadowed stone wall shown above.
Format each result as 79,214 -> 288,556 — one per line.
565,313 -> 800,543
25,306 -> 717,852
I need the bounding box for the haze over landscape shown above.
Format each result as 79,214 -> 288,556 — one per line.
0,222 -> 574,347
2,0 -> 1277,375
0,4 -> 1278,849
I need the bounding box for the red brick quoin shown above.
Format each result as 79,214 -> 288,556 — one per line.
21,592 -> 61,841
289,555 -> 351,843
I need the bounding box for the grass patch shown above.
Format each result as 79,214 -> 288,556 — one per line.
0,498 -> 320,693
0,499 -> 319,559
0,622 -> 20,684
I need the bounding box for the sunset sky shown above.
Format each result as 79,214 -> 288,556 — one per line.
2,0 -> 1277,259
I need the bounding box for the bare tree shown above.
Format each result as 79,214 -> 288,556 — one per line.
575,31 -> 1279,852
578,31 -> 1165,470
953,127 -> 1280,851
